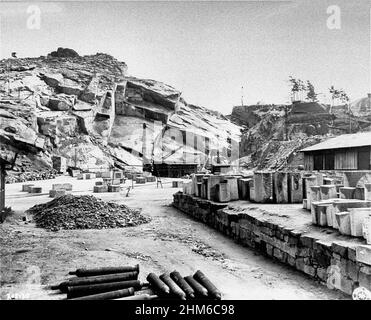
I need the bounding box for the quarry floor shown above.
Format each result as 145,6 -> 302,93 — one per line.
0,176 -> 347,300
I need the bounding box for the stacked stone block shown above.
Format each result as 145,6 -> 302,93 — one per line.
173,192 -> 371,296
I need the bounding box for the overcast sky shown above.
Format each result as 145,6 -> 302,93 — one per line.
0,0 -> 370,113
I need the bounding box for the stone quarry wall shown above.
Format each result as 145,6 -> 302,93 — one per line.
173,192 -> 371,296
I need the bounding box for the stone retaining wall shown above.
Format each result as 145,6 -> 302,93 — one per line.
173,192 -> 371,296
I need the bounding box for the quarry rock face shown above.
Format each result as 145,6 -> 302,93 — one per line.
233,100 -> 369,171
0,49 -> 241,174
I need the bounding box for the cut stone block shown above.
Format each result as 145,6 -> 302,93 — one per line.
135,177 -> 146,184
335,211 -> 351,235
217,182 -> 231,203
225,176 -> 239,201
93,185 -> 108,193
288,172 -> 303,203
193,174 -> 204,197
354,187 -> 365,200
339,187 -> 356,199
323,178 -> 336,185
108,185 -> 120,192
101,171 -> 112,179
183,181 -> 193,195
197,183 -> 202,198
311,201 -> 332,226
22,184 -> 34,192
207,175 -> 222,201
249,179 -> 255,202
95,172 -> 102,178
146,176 -> 156,182
102,178 -> 111,185
362,216 -> 371,244
29,187 -> 42,193
320,185 -> 337,200
310,186 -> 321,204
238,178 -> 251,200
89,173 -> 96,179
329,200 -> 371,230
49,189 -> 69,198
172,181 -> 184,188
305,176 -> 318,210
71,170 -> 80,177
274,172 -> 288,204
201,176 -> 209,199
112,179 -> 121,185
303,199 -> 307,209
365,183 -> 371,201
253,172 -> 274,203
52,183 -> 72,191
356,245 -> 371,266
349,208 -> 371,237
113,171 -> 124,179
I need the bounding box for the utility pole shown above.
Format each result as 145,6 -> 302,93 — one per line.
241,85 -> 244,107
285,105 -> 289,141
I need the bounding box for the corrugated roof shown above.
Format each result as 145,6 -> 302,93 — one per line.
301,132 -> 371,152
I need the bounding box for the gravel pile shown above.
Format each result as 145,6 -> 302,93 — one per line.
26,195 -> 150,231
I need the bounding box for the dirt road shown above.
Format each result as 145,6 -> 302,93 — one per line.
0,176 -> 347,300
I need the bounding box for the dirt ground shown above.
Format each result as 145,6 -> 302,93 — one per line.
0,176 -> 348,300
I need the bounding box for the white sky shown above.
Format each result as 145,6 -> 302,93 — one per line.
0,0 -> 370,113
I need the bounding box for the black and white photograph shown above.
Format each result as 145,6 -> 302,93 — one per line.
1,0 -> 371,306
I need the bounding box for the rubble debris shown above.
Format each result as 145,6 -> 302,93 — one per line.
26,195 -> 150,231
6,170 -> 57,184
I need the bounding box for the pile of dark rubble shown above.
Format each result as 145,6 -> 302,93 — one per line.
5,170 -> 57,184
26,195 -> 150,231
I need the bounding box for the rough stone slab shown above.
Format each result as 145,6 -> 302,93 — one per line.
339,187 -> 356,199
29,186 -> 42,193
135,177 -> 146,184
93,185 -> 108,193
356,245 -> 371,266
22,184 -> 34,192
349,208 -> 371,237
108,185 -> 120,192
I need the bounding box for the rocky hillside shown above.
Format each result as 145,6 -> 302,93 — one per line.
234,101 -> 370,170
0,49 -> 241,177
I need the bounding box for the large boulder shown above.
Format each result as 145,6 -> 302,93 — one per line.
49,47 -> 79,58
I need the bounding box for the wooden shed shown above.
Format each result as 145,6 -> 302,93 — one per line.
301,132 -> 371,171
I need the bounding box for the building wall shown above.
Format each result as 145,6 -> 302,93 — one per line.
304,146 -> 370,171
334,150 -> 357,170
